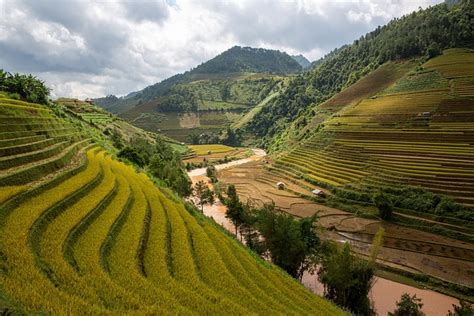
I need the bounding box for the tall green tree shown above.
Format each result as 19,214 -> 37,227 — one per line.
194,180 -> 215,212
318,243 -> 375,315
224,184 -> 245,237
389,294 -> 425,316
373,191 -> 394,220
257,204 -> 320,279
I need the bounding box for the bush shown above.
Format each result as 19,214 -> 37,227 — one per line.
373,191 -> 393,220
0,70 -> 50,104
118,147 -> 146,167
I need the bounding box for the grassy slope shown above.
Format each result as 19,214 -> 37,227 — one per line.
0,95 -> 343,314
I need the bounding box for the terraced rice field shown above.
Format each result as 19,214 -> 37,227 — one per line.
217,159 -> 474,289
183,144 -> 250,164
274,49 -> 474,207
0,96 -> 342,314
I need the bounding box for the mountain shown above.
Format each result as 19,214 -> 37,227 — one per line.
241,0 -> 474,240
291,54 -> 311,69
193,46 -> 302,74
94,46 -> 301,114
94,46 -> 299,142
246,0 -> 473,149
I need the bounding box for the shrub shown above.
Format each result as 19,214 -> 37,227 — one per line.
118,146 -> 146,167
373,191 -> 393,220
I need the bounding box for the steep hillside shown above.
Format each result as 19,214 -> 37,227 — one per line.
0,94 -> 342,314
268,48 -> 474,235
247,0 -> 472,149
120,72 -> 290,142
94,46 -> 299,142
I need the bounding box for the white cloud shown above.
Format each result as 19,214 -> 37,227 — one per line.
0,0 -> 443,99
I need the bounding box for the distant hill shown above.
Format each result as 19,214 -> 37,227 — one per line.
291,54 -> 311,69
94,46 -> 301,114
193,46 -> 302,74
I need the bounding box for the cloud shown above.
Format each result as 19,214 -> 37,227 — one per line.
0,0 -> 442,99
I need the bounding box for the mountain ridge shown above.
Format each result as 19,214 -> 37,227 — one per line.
94,46 -> 301,114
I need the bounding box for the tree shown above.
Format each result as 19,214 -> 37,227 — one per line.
0,70 -> 50,104
389,294 -> 425,316
448,300 -> 474,316
373,191 -> 393,220
222,127 -> 241,147
224,184 -> 245,237
318,243 -> 375,315
187,133 -> 200,145
118,147 -> 146,167
257,204 -> 319,279
193,180 -> 214,212
221,83 -> 231,101
206,165 -> 218,183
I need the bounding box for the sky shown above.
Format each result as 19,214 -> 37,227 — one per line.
0,0 -> 443,99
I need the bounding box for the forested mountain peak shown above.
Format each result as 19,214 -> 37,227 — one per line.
191,46 -> 302,74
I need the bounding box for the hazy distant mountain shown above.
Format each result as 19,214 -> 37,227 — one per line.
291,54 -> 311,69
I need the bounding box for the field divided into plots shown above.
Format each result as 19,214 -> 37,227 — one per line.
183,144 -> 250,164
0,95 -> 341,314
274,49 -> 474,210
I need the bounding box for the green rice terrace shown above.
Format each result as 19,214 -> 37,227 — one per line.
269,48 -> 474,230
0,93 -> 342,314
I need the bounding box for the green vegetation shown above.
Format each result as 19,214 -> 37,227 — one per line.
193,180 -> 215,212
256,204 -> 320,279
247,0 -> 472,148
0,80 -> 343,314
193,46 -> 302,74
373,191 -> 393,220
448,301 -> 474,316
0,70 -> 50,105
95,46 -> 300,114
263,48 -> 474,238
319,243 -> 376,315
388,294 -> 425,316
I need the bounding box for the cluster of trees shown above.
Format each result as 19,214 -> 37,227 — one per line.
159,86 -> 198,112
222,186 -> 474,315
187,127 -> 242,147
0,70 -> 50,105
222,184 -> 385,314
224,185 -> 320,278
247,0 -> 473,146
116,135 -> 192,196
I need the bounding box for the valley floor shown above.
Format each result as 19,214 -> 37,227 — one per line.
188,149 -> 472,315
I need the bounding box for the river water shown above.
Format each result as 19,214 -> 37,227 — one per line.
188,149 -> 461,316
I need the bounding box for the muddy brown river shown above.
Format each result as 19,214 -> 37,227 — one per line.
188,149 -> 461,315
